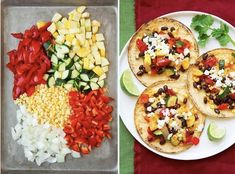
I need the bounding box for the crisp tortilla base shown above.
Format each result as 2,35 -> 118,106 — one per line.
128,17 -> 199,87
187,48 -> 235,118
134,81 -> 205,153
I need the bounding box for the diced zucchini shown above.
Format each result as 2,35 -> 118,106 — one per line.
90,78 -> 99,83
64,59 -> 74,69
74,55 -> 80,62
166,96 -> 178,107
43,41 -> 52,50
47,69 -> 55,74
71,69 -> 80,79
153,130 -> 163,136
78,81 -> 87,88
64,84 -> 73,90
61,70 -> 70,79
97,80 -> 104,87
54,71 -> 62,80
55,44 -> 70,54
90,82 -> 99,90
58,63 -> 66,71
47,76 -> 55,87
83,85 -> 90,91
43,74 -> 49,81
55,78 -> 65,86
80,74 -> 89,82
51,54 -> 59,65
67,80 -> 75,84
101,58 -> 109,67
52,64 -> 58,70
74,62 -> 82,71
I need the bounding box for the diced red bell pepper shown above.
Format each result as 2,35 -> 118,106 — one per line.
191,137 -> 200,145
139,94 -> 149,104
136,39 -> 148,52
11,33 -> 23,39
154,57 -> 171,67
218,103 -> 229,110
203,56 -> 217,68
41,31 -> 51,43
167,88 -> 176,96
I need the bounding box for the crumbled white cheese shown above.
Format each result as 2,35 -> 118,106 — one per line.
157,120 -> 165,129
170,120 -> 179,130
167,133 -> 173,140
162,108 -> 170,117
147,106 -> 152,112
148,97 -> 155,103
183,48 -> 190,56
160,98 -> 166,105
170,109 -> 177,115
164,116 -> 170,124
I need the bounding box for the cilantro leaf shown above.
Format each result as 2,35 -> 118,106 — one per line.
191,15 -> 235,47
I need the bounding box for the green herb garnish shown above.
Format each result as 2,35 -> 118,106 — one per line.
176,40 -> 184,47
191,15 -> 235,47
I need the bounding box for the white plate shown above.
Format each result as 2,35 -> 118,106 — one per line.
119,11 -> 235,160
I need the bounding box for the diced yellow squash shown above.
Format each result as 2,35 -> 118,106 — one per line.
96,33 -> 105,41
47,22 -> 57,34
55,21 -> 64,30
99,73 -> 106,80
82,12 -> 90,18
149,115 -> 158,131
92,50 -> 101,65
36,21 -> 46,29
100,49 -> 106,57
186,115 -> 195,127
80,26 -> 86,34
92,26 -> 99,34
77,6 -> 86,13
72,46 -> 80,53
58,29 -> 69,35
72,13 -> 81,22
93,66 -> 104,76
101,58 -> 109,67
52,32 -> 59,38
69,52 -> 75,58
86,32 -> 92,39
61,17 -> 68,24
80,18 -> 85,26
65,41 -> 71,47
65,34 -> 75,43
72,38 -> 79,46
83,57 -> 90,70
91,45 -> 98,52
70,21 -> 78,29
77,47 -> 90,57
52,13 -> 62,22
144,54 -> 151,65
55,35 -> 65,44
76,33 -> 85,45
89,62 -> 95,70
155,50 -> 167,57
96,41 -> 105,50
64,20 -> 71,29
182,58 -> 190,70
85,19 -> 91,32
92,20 -> 101,27
69,28 -> 80,34
88,39 -> 93,46
102,66 -> 109,72
84,40 -> 90,48
193,68 -> 203,76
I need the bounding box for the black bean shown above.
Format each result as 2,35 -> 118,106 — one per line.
205,88 -> 211,93
157,88 -> 164,94
185,53 -> 190,57
194,114 -> 199,120
203,97 -> 208,104
183,98 -> 188,104
202,84 -> 208,90
161,26 -> 168,31
139,52 -> 145,57
198,65 -> 203,70
206,67 -> 212,71
193,82 -> 198,88
209,94 -> 214,100
169,49 -> 175,55
214,109 -> 220,114
163,85 -> 168,92
221,77 -> 226,83
181,119 -> 187,127
173,104 -> 181,109
144,102 -> 151,107
202,53 -> 208,60
137,71 -> 144,76
170,74 -> 180,79
229,105 -> 234,109
157,102 -> 162,108
153,93 -> 159,97
195,61 -> 200,66
159,136 -> 166,145
180,66 -> 186,72
168,32 -> 174,38
139,65 -> 145,70
170,27 -> 175,32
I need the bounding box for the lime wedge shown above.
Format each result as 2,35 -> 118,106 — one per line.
120,70 -> 140,96
207,122 -> 226,141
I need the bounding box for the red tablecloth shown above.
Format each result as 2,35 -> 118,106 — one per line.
134,0 -> 235,174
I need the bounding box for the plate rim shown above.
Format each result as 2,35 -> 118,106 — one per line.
119,10 -> 235,160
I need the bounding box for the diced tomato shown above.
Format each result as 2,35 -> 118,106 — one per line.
139,94 -> 149,104
154,57 -> 171,67
136,39 -> 148,52
167,38 -> 176,47
203,56 -> 217,68
182,39 -> 191,48
230,93 -> 235,100
167,88 -> 176,96
204,76 -> 215,85
144,116 -> 150,122
211,87 -> 220,94
176,47 -> 184,54
218,103 -> 229,110
191,137 -> 199,145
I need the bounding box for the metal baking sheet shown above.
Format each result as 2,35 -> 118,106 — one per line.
1,0 -> 118,173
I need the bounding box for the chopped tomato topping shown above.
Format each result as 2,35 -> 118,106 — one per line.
217,103 -> 229,110
139,94 -> 149,104
203,56 -> 217,68
136,39 -> 148,52
167,88 -> 176,96
154,57 -> 171,67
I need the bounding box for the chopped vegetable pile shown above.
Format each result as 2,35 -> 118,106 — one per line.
7,6 -> 113,166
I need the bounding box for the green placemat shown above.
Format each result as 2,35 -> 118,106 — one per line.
120,0 -> 135,173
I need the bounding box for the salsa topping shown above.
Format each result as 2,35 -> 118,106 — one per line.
136,27 -> 191,79
193,54 -> 235,113
141,85 -> 202,146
